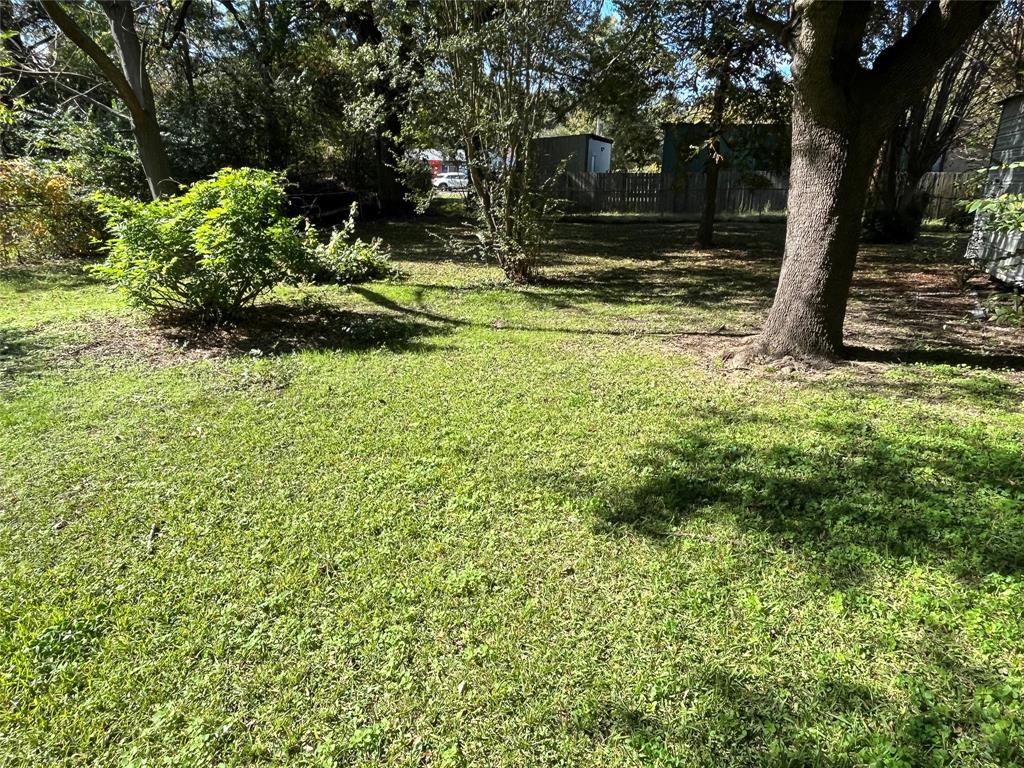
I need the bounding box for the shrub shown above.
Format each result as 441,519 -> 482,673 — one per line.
50,116 -> 150,198
91,168 -> 306,322
963,162 -> 1024,234
0,159 -> 102,263
984,293 -> 1024,328
295,203 -> 399,285
862,192 -> 929,244
966,192 -> 1024,234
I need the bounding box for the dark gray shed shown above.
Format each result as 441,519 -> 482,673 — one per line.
530,134 -> 613,182
966,92 -> 1024,286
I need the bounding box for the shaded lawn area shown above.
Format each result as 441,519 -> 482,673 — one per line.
1,220 -> 1023,767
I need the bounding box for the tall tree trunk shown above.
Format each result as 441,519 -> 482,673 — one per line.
695,71 -> 728,249
865,44 -> 984,244
757,107 -> 878,358
345,6 -> 414,217
102,0 -> 176,198
741,0 -> 995,363
41,0 -> 176,199
374,106 -> 413,217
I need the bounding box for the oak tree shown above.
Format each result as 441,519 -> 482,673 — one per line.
742,0 -> 995,361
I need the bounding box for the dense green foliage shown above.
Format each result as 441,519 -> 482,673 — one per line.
90,168 -> 306,321
967,193 -> 1024,235
300,204 -> 399,285
2,221 -> 1023,766
0,158 -> 101,263
411,0 -> 600,281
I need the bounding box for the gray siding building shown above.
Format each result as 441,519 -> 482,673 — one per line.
531,134 -> 612,182
967,93 -> 1024,286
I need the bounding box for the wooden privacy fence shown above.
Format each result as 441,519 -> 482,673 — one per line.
548,171 -> 789,215
548,169 -> 975,217
919,171 -> 979,219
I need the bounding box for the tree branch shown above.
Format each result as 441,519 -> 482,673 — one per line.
866,0 -> 997,109
161,0 -> 193,51
743,1 -> 793,52
39,0 -> 146,122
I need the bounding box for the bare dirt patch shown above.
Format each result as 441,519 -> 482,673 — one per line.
48,302 -> 446,370
665,234 -> 1024,386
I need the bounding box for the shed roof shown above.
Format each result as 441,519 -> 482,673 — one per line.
534,132 -> 613,144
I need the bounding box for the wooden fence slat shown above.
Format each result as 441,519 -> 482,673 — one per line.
920,171 -> 978,219
548,170 -> 789,215
548,170 -> 971,217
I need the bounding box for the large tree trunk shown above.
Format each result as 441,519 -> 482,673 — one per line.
695,157 -> 721,249
756,107 -> 878,358
865,43 -> 984,244
101,1 -> 176,198
374,107 -> 414,217
345,6 -> 414,217
741,0 -> 996,363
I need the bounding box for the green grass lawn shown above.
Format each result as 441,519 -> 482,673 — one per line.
2,221 -> 1023,767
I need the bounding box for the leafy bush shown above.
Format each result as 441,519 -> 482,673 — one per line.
966,193 -> 1024,234
0,159 -> 102,263
984,293 -> 1024,328
296,203 -> 399,285
964,162 -> 1024,234
91,168 -> 306,322
49,116 -> 150,198
862,192 -> 929,243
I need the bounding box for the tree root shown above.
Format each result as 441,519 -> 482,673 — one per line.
723,335 -> 841,371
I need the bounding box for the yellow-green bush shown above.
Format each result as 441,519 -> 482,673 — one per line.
0,159 -> 101,263
90,168 -> 308,322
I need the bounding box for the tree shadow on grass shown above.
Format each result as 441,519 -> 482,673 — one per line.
579,658 -> 1021,766
1,302 -> 450,377
846,344 -> 1024,373
0,326 -> 47,379
816,365 -> 1024,413
158,300 -> 450,358
542,220 -> 786,263
597,409 -> 1024,585
526,261 -> 778,311
353,286 -> 756,339
585,403 -> 1024,763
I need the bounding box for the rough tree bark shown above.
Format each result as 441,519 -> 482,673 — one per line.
741,0 -> 995,362
41,0 -> 176,199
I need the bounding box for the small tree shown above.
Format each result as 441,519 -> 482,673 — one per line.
617,0 -> 786,248
337,0 -> 419,216
413,0 -> 595,282
677,2 -> 783,248
558,11 -> 670,173
865,16 -> 988,243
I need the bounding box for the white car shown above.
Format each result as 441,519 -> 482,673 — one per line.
432,171 -> 469,191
